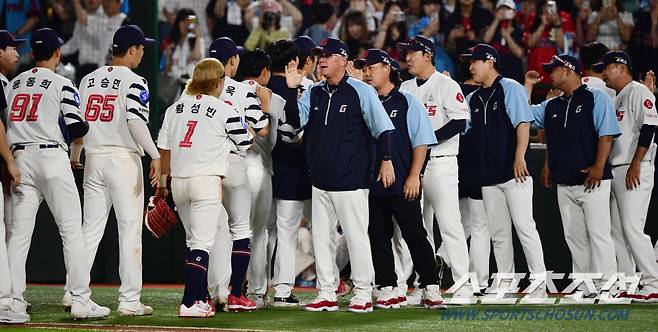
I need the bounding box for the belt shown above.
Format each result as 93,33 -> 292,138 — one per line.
12,144 -> 59,152
429,155 -> 456,159
611,161 -> 650,168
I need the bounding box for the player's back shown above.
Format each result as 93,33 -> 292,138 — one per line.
6,67 -> 81,148
161,93 -> 250,178
80,66 -> 150,155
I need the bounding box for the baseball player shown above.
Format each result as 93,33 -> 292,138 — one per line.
63,25 -> 160,316
293,36 -> 320,91
157,58 -> 254,317
0,30 -> 23,324
234,49 -> 285,308
461,44 -> 547,294
594,51 -> 658,302
3,28 -> 109,320
355,49 -> 444,309
580,42 -> 616,100
531,55 -> 619,298
204,37 -> 270,311
264,39 -> 313,306
283,37 -> 395,313
398,35 -> 472,296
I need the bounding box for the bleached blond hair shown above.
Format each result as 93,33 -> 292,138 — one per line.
186,58 -> 225,96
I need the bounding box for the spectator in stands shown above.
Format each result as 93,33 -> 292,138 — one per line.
587,0 -> 634,51
207,0 -> 252,46
339,0 -> 381,32
244,0 -> 290,50
3,0 -> 40,60
572,0 -> 593,49
338,11 -> 372,60
445,0 -> 493,80
39,0 -> 76,41
161,0 -> 211,43
482,0 -> 524,83
406,0 -> 455,75
162,8 -> 204,91
373,1 -> 408,61
524,0 -> 575,87
630,0 -> 658,77
62,0 -> 128,83
246,0 -> 303,37
303,3 -> 336,45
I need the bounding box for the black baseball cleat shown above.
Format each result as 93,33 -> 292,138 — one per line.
272,294 -> 300,307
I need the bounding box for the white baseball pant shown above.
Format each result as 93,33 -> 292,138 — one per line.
422,156 -> 470,282
79,152 -> 144,303
482,178 -> 546,276
6,146 -> 90,305
171,176 -> 222,252
557,181 -> 616,282
312,187 -> 373,299
272,199 -> 311,298
246,165 -> 273,297
208,154 -> 252,300
610,163 -> 658,288
437,198 -> 490,288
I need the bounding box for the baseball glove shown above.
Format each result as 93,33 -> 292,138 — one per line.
144,196 -> 178,239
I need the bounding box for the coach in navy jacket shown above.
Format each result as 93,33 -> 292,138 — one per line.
284,38 -> 395,312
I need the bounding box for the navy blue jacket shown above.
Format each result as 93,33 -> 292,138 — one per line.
286,75 -> 395,191
466,75 -> 534,186
531,85 -> 621,185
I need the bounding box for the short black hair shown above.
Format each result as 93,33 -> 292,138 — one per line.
34,48 -> 58,62
390,67 -> 402,86
313,3 -> 335,24
235,50 -> 271,81
581,42 -> 609,71
112,47 -> 129,57
266,39 -> 298,73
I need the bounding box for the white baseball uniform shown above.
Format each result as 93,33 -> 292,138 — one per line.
76,65 -> 156,304
242,79 -> 285,298
609,81 -> 658,289
582,76 -> 616,100
4,66 -> 91,306
0,73 -> 11,309
157,93 -> 253,252
401,71 -> 471,284
207,76 -> 268,301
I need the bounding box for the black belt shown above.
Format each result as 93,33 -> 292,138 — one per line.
12,144 -> 59,152
430,155 -> 455,159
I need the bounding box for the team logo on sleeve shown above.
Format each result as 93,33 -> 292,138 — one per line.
456,93 -> 464,103
644,99 -> 654,109
240,117 -> 248,129
73,92 -> 80,106
139,90 -> 150,104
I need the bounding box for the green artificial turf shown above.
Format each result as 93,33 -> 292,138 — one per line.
0,285 -> 655,331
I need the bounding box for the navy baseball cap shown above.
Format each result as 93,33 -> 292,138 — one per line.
354,49 -> 400,70
592,51 -> 632,73
30,28 -> 64,58
0,30 -> 26,49
293,36 -> 322,57
460,43 -> 499,63
209,37 -> 245,62
542,54 -> 582,74
112,25 -> 155,53
398,35 -> 434,54
312,37 -> 349,58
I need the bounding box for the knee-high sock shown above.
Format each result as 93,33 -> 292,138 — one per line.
183,249 -> 209,307
230,239 -> 251,297
188,247 -> 211,302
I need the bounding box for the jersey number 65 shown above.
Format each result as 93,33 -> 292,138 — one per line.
85,94 -> 118,122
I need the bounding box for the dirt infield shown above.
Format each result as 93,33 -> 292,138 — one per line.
23,323 -> 266,332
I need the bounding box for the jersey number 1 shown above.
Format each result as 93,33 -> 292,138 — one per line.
10,93 -> 43,122
85,94 -> 118,122
179,120 -> 198,148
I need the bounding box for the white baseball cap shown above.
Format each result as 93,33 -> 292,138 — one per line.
496,0 -> 516,10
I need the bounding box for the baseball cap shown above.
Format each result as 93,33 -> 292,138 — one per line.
312,37 -> 349,58
354,49 -> 400,70
112,25 -> 155,53
293,36 -> 322,57
496,0 -> 516,9
209,37 -> 246,62
592,51 -> 632,73
398,35 -> 434,55
541,54 -> 582,74
0,30 -> 26,49
30,28 -> 64,58
460,43 -> 499,63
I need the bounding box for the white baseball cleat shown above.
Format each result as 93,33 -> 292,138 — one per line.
303,293 -> 339,312
117,301 -> 153,316
0,302 -> 29,324
423,285 -> 447,310
71,299 -> 110,320
375,286 -> 400,309
347,295 -> 373,313
246,294 -> 267,309
394,284 -> 408,307
178,301 -> 214,318
407,287 -> 423,306
61,291 -> 72,312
